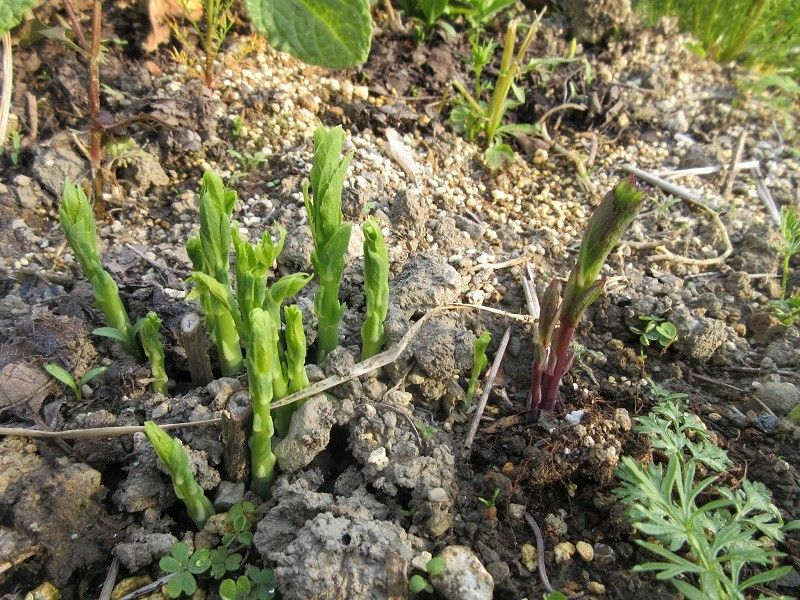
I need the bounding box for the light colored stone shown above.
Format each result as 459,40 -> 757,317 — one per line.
432,545 -> 494,600
576,541 -> 594,562
587,581 -> 606,595
554,541 -> 576,564
520,544 -> 537,571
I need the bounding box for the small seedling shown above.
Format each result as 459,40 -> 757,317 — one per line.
303,125 -> 354,363
464,331 -> 491,407
361,218 -> 390,359
414,419 -> 437,440
219,566 -> 276,600
228,149 -> 269,173
450,13 -> 545,169
144,421 -> 215,528
777,205 -> 800,299
450,0 -> 517,30
159,542 -> 212,598
769,294 -> 800,326
408,556 -> 446,595
7,131 -> 23,165
646,378 -> 689,402
477,487 -> 501,509
180,0 -> 235,87
630,314 -> 678,354
527,179 -> 646,420
43,363 -> 106,402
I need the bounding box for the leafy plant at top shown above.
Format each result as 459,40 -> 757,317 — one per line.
361,218 -> 390,359
60,179 -> 139,358
450,12 -> 545,169
777,205 -> 800,300
143,421 -> 215,528
630,314 -> 678,353
615,400 -> 800,599
245,0 -> 372,68
179,0 -> 235,87
527,178 -> 646,420
769,294 -> 800,327
43,363 -> 106,402
220,566 -> 277,600
398,0 -> 450,28
303,125 -> 354,363
0,0 -> 39,36
464,330 -> 491,406
408,556 -> 447,594
159,542 -> 211,598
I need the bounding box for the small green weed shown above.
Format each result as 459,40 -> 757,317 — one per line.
477,487 -> 501,509
630,314 -> 678,353
43,363 -> 106,402
777,205 -> 800,300
408,556 -> 446,594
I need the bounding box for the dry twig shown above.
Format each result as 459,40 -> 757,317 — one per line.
721,132 -> 747,200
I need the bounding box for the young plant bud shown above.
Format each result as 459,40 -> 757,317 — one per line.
143,421 -> 214,528
273,304 -> 310,436
247,308 -> 278,498
465,331 -> 491,407
59,180 -> 138,357
360,218 -> 390,360
303,125 -> 354,363
136,311 -> 169,395
187,171 -> 243,376
529,178 -> 646,419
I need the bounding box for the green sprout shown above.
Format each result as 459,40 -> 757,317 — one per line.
450,13 -> 545,169
220,566 -> 276,600
361,218 -> 389,359
408,556 -> 446,595
159,542 -> 212,599
477,487 -> 501,509
464,331 -> 491,406
769,294 -> 800,326
143,421 -> 215,528
187,171 -> 244,376
60,180 -> 139,357
136,311 -> 169,395
247,308 -> 278,498
303,125 -> 354,363
43,363 -> 106,402
8,131 -> 23,165
528,178 -> 646,420
181,0 -> 236,87
229,149 -> 269,173
777,205 -> 800,299
630,314 -> 679,354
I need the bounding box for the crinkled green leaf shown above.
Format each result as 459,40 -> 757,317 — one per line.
246,0 -> 371,68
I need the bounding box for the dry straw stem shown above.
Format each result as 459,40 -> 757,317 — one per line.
621,164 -> 732,266
0,305 -> 532,441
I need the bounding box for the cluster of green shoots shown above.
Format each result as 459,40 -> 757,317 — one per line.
527,178 -> 646,420
615,398 -> 799,599
58,180 -> 168,395
58,125 -> 390,510
179,0 -> 235,87
181,125 -> 389,499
